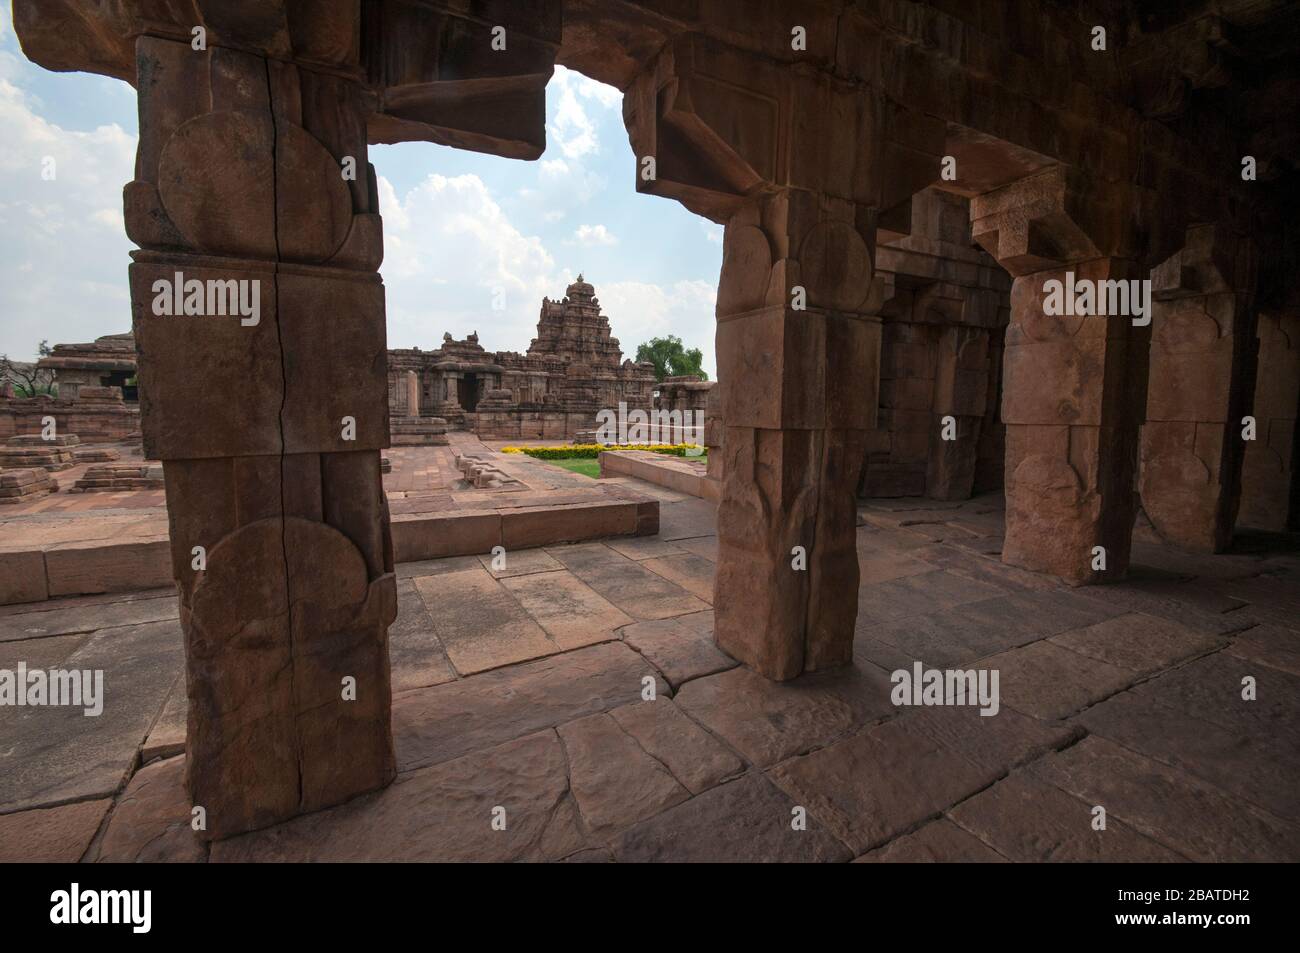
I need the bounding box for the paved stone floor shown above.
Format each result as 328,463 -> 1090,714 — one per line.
1,492 -> 1297,862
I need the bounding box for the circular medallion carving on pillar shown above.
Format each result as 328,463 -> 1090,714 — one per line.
716,224 -> 773,317
159,111 -> 352,263
798,220 -> 873,312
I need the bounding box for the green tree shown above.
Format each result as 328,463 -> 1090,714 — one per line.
635,335 -> 709,382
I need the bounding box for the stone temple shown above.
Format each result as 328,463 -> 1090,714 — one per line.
387,275 -> 660,440
2,0 -> 1299,865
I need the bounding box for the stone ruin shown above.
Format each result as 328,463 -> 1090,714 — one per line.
388,275 -> 658,440
0,433 -> 79,471
11,0 -> 1298,841
0,467 -> 58,505
0,333 -> 142,443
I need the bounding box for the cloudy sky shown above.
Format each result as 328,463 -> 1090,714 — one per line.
0,9 -> 721,376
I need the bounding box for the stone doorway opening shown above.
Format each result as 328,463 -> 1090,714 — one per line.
458,373 -> 481,413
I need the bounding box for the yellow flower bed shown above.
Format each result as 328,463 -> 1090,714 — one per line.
501,443 -> 704,459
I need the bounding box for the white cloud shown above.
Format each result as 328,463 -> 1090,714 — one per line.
0,77 -> 136,358
378,172 -> 559,353
702,221 -> 724,244
595,279 -> 717,378
570,223 -> 617,246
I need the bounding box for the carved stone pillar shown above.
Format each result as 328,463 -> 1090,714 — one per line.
714,189 -> 883,678
971,168 -> 1150,584
127,35 -> 395,839
1140,225 -> 1258,551
1239,310 -> 1300,531
623,32 -> 942,678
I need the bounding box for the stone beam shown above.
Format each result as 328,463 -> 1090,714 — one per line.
1140,224 -> 1258,552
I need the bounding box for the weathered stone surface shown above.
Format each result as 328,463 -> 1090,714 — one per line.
1049,611 -> 1223,676
0,550 -> 50,605
620,611 -> 736,688
857,569 -> 1001,624
393,641 -> 668,772
388,578 -> 458,692
499,569 -> 633,649
855,818 -> 1007,862
558,712 -> 689,836
0,590 -> 178,644
605,536 -> 688,561
213,731 -> 591,862
0,620 -> 181,812
641,552 -> 715,602
93,756 -> 205,862
546,542 -> 709,620
1029,735 -> 1300,862
675,663 -> 894,768
412,566 -> 556,674
1227,624 -> 1300,677
142,676 -> 187,762
0,798 -> 110,862
981,640 -> 1134,720
608,699 -> 745,794
769,706 -> 1074,853
1077,688 -> 1300,821
477,548 -> 562,578
612,774 -> 852,863
949,772 -> 1184,861
656,498 -> 717,542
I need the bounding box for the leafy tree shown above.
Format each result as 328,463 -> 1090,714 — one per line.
635,335 -> 709,382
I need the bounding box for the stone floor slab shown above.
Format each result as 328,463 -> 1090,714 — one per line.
92,756 -> 205,862
392,641 -> 669,772
608,698 -> 745,794
413,567 -> 557,675
675,663 -> 895,768
854,818 -> 1007,862
1028,735 -> 1300,862
611,773 -> 852,862
546,542 -> 709,620
0,591 -> 178,644
0,619 -> 182,812
499,569 -> 632,649
620,611 -> 735,688
390,579 -> 459,691
213,731 -> 591,862
1049,611 -> 1224,677
0,797 -> 110,862
949,771 -> 1185,862
982,640 -> 1134,720
641,552 -> 715,603
558,712 -> 689,837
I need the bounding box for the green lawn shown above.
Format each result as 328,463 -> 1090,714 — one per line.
547,457 -> 602,478
544,454 -> 708,480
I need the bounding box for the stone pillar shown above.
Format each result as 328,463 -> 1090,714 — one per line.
971,168 -> 1150,584
927,325 -> 991,500
1140,225 -> 1258,551
1239,310 -> 1300,531
406,370 -> 421,417
126,35 -> 395,839
714,189 -> 883,678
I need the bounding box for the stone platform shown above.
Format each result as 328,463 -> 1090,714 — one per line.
0,493 -> 1295,862
0,436 -> 658,605
599,449 -> 719,503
